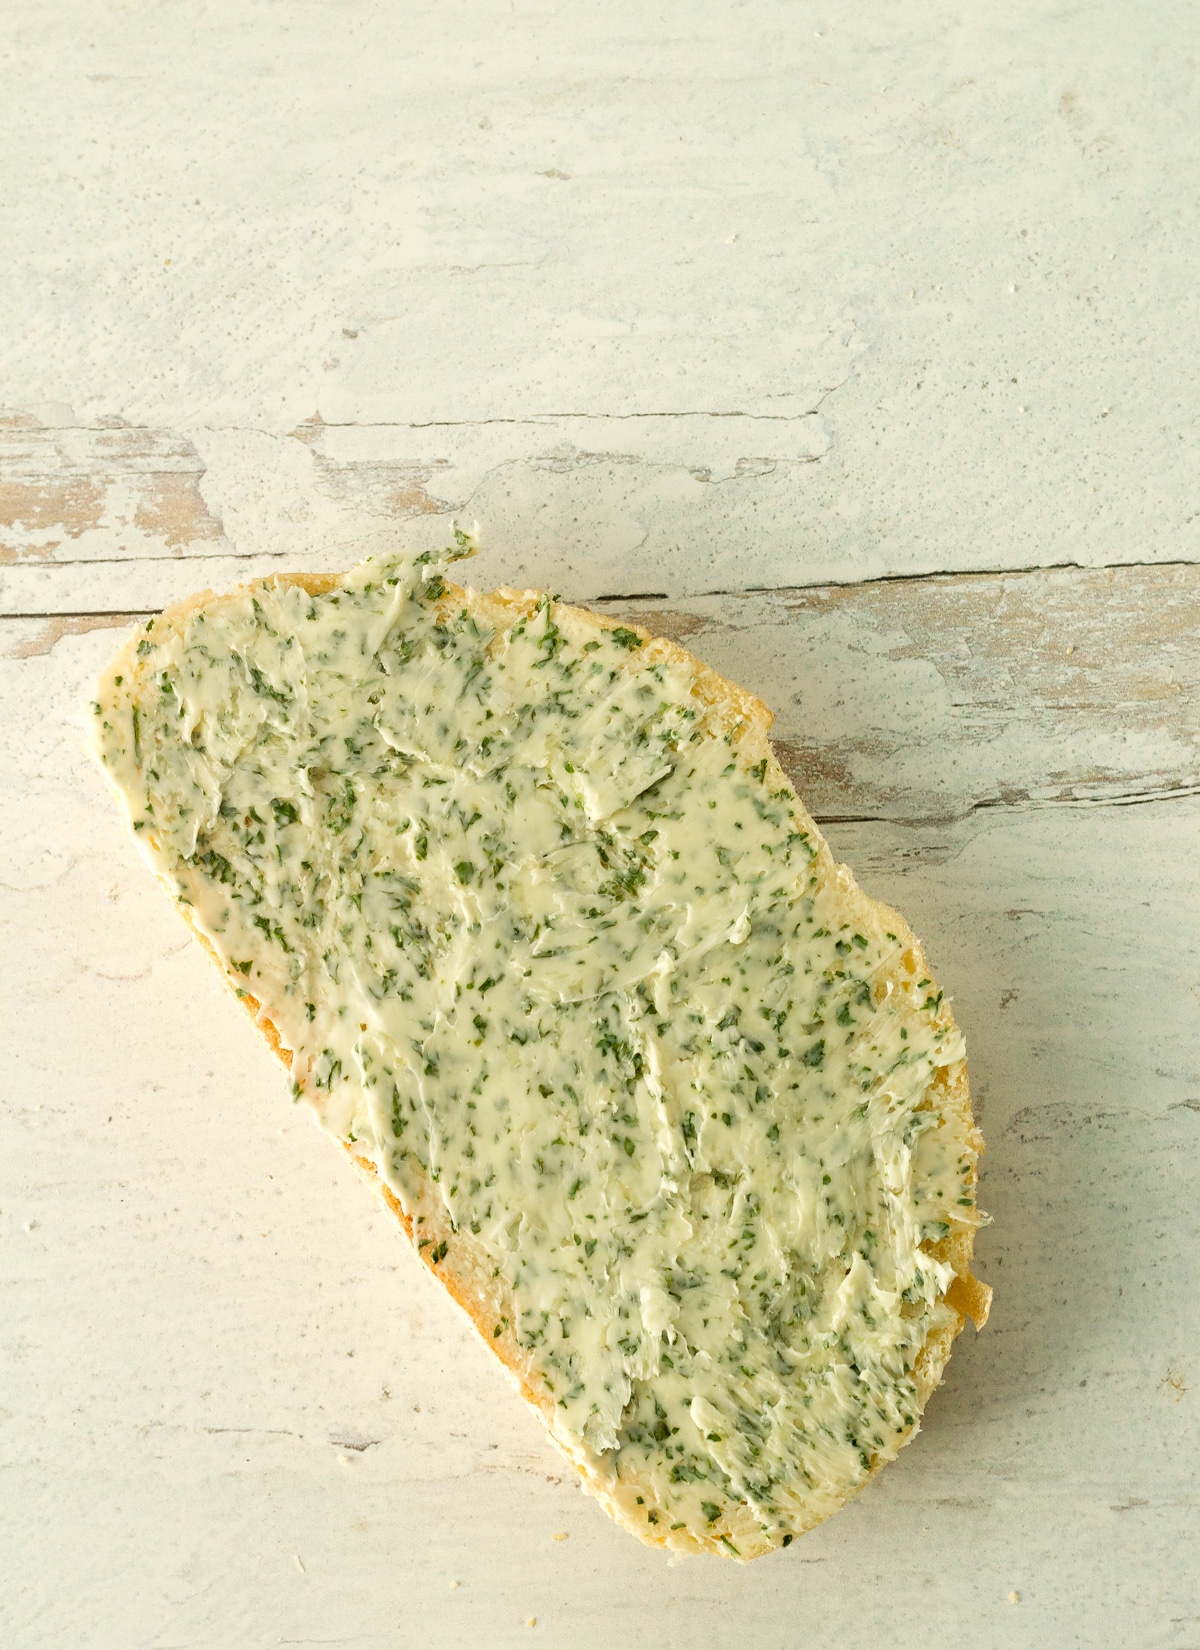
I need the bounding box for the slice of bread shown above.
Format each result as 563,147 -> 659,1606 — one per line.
91,545 -> 990,1560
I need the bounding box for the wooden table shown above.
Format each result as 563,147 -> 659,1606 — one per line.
3,4 -> 1198,1646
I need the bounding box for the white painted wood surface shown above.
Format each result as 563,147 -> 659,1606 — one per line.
2,4 -> 1199,1648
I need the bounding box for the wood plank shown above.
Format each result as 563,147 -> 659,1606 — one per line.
605,565 -> 1200,822
2,622 -> 1197,1648
6,560 -> 1196,826
6,3 -> 1200,594
5,412 -> 1198,615
0,409 -> 834,608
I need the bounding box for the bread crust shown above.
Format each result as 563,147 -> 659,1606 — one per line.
100,563 -> 990,1560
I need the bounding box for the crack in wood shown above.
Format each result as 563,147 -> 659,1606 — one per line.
653,556 -> 1200,602
293,408 -> 835,430
811,782 -> 1200,827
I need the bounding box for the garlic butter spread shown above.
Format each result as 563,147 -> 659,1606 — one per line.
92,549 -> 979,1551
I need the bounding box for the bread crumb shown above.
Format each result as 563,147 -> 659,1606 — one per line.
449,1580 -> 460,1590
1008,1591 -> 1020,1604
337,1453 -> 352,1465
551,1532 -> 568,1542
527,1617 -> 537,1627
294,1556 -> 305,1573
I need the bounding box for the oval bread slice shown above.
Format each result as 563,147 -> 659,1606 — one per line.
90,545 -> 990,1560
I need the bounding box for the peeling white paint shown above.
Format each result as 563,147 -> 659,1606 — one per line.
2,2 -> 1199,585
